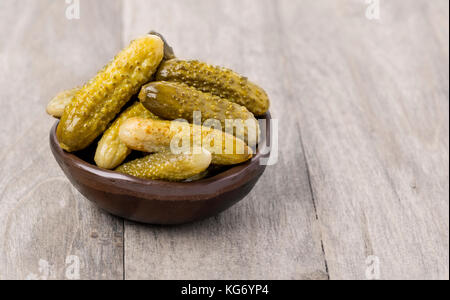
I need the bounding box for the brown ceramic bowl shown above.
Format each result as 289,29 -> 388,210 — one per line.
50,113 -> 271,225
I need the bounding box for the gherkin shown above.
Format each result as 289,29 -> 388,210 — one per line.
155,59 -> 270,116
49,32 -> 173,120
57,35 -> 164,152
46,87 -> 79,118
119,118 -> 253,165
94,102 -> 160,170
115,150 -> 212,181
139,81 -> 260,147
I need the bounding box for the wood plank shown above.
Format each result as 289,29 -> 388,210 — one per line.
276,0 -> 449,279
122,0 -> 327,280
1,0 -> 447,281
0,0 -> 124,280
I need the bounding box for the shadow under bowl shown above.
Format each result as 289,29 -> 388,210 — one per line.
50,113 -> 271,225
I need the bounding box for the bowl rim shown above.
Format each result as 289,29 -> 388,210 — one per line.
50,112 -> 272,200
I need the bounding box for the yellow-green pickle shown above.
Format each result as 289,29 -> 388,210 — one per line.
139,81 -> 260,146
94,102 -> 160,170
119,118 -> 253,165
115,150 -> 212,181
46,87 -> 79,118
155,59 -> 270,116
57,35 -> 164,152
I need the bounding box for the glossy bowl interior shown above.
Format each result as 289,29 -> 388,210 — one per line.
50,113 -> 271,225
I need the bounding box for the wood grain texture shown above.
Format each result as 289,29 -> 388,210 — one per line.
122,0 -> 327,280
0,0 -> 124,280
0,0 -> 448,280
276,0 -> 449,279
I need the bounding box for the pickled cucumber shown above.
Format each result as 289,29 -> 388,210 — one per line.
115,150 -> 212,181
119,118 -> 253,165
139,81 -> 260,147
46,87 -> 79,118
155,59 -> 270,116
57,35 -> 164,152
149,31 -> 176,61
94,102 -> 160,170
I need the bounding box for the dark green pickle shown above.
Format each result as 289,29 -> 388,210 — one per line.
139,81 -> 259,146
155,59 -> 270,116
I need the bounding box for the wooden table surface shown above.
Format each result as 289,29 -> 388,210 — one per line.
0,0 -> 448,280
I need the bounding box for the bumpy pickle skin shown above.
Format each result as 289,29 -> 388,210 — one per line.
94,102 -> 160,170
57,35 -> 164,152
155,59 -> 270,116
119,118 -> 253,165
47,31 -> 172,119
139,81 -> 260,147
115,150 -> 212,181
46,87 -> 79,118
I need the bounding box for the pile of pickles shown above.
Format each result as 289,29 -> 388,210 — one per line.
47,32 -> 270,182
